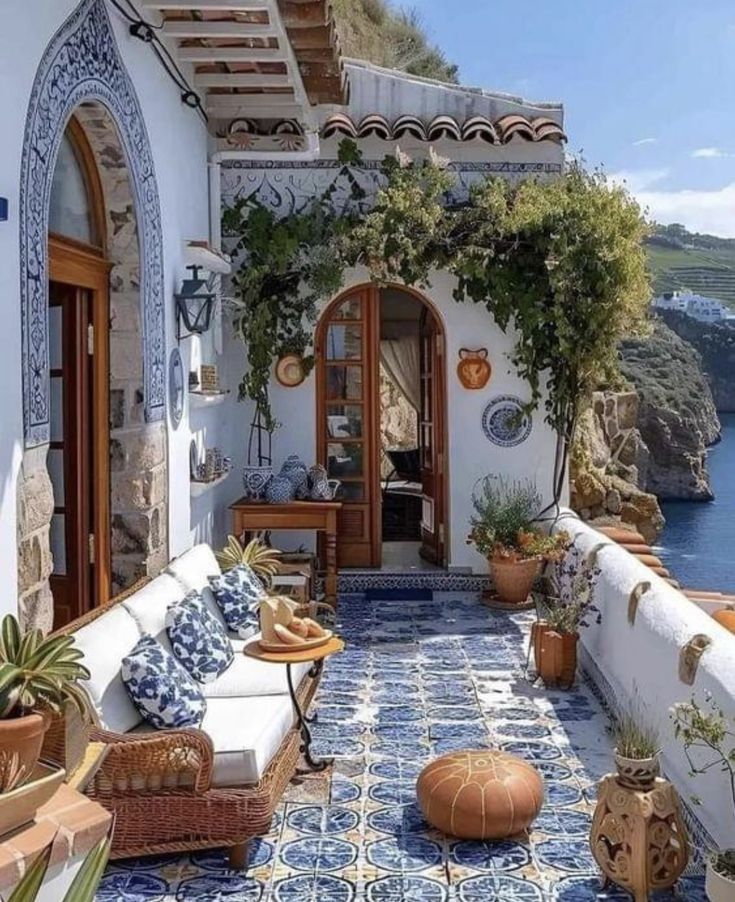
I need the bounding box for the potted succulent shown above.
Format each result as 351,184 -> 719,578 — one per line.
532,543 -> 600,688
613,708 -> 661,791
468,475 -> 568,605
0,614 -> 90,793
215,535 -> 282,586
672,695 -> 735,901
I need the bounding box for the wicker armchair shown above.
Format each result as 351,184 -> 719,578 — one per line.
53,577 -> 319,867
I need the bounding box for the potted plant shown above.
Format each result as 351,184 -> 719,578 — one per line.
0,614 -> 90,792
468,475 -> 568,605
215,535 -> 282,586
532,543 -> 600,688
613,708 -> 661,791
672,695 -> 735,901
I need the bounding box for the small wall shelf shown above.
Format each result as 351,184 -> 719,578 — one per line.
190,471 -> 230,498
189,390 -> 228,409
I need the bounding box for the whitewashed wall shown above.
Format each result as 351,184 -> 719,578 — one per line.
259,267 -> 564,571
554,513 -> 735,848
0,0 -> 211,615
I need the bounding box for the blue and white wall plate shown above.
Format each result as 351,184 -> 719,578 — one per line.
481,395 -> 533,447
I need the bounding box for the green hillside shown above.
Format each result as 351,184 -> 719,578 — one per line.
332,0 -> 458,83
646,226 -> 735,309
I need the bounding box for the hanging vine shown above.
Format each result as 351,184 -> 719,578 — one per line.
223,142 -> 650,484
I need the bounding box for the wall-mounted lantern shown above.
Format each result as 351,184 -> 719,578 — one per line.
175,265 -> 215,340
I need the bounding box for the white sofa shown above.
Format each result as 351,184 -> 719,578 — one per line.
63,544 -> 317,864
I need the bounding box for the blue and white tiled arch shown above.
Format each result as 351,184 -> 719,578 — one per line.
20,0 -> 164,447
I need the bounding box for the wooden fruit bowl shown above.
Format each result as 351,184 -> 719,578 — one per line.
258,630 -> 333,654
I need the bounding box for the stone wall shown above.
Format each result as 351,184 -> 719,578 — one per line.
379,363 -> 418,477
16,448 -> 55,632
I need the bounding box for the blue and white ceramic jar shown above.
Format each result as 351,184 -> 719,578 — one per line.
308,464 -> 341,501
242,464 -> 273,500
266,474 -> 295,504
279,455 -> 309,499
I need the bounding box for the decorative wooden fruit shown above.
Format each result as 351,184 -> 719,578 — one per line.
417,749 -> 544,839
258,595 -> 329,651
457,348 -> 492,390
712,609 -> 735,634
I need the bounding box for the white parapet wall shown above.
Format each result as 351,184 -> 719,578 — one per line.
552,510 -> 735,850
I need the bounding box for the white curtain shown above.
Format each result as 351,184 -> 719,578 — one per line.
380,336 -> 421,412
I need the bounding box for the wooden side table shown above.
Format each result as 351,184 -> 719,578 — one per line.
244,637 -> 345,771
230,499 -> 342,606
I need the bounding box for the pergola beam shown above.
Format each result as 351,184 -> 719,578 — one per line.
142,1 -> 269,8
162,20 -> 278,38
177,46 -> 285,62
195,73 -> 292,88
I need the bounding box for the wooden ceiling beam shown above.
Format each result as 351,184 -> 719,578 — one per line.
162,20 -> 277,38
278,1 -> 328,28
195,72 -> 292,88
177,46 -> 285,62
142,0 -> 269,9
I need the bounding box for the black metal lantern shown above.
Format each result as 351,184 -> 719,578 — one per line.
175,265 -> 215,339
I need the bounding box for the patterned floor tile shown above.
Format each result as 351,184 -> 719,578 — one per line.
104,592 -> 703,901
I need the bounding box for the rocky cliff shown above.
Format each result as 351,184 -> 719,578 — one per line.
571,321 -> 721,541
657,309 -> 735,412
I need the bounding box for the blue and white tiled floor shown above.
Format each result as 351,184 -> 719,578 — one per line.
97,592 -> 706,901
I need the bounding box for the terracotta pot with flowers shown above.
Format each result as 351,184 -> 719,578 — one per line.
532,543 -> 601,688
0,614 -> 90,793
672,695 -> 735,902
468,475 -> 569,606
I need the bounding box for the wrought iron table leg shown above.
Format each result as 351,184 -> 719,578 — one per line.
302,660 -> 324,723
287,663 -> 332,771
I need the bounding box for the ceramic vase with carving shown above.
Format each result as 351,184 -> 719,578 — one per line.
266,475 -> 295,504
242,465 -> 273,500
706,857 -> 735,902
308,464 -> 340,501
280,455 -> 309,499
614,750 -> 661,791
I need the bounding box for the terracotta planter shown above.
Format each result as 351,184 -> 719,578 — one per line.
0,712 -> 50,792
706,858 -> 735,902
490,556 -> 541,605
614,750 -> 660,791
532,621 -> 578,687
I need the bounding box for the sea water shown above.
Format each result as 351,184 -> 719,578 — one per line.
657,413 -> 735,593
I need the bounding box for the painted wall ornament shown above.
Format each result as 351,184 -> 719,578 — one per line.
20,0 -> 165,447
457,348 -> 492,390
168,348 -> 185,429
275,354 -> 306,387
481,395 -> 533,447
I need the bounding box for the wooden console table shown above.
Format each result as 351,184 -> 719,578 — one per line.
230,499 -> 342,606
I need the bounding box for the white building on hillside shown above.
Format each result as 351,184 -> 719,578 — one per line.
653,290 -> 729,322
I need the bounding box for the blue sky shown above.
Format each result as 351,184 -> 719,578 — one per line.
409,0 -> 735,236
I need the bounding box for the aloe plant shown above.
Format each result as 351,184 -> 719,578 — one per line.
215,536 -> 282,586
0,615 -> 90,720
7,828 -> 111,902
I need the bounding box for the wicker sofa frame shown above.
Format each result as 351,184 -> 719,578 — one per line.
52,579 -> 320,867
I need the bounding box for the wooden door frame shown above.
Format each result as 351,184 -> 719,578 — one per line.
316,282 -> 449,568
48,237 -> 112,609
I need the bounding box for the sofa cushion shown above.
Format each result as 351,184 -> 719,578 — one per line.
122,574 -> 186,652
121,635 -> 207,730
166,544 -> 222,593
204,696 -> 295,785
72,606 -> 143,733
202,651 -> 311,699
166,593 -> 234,684
208,564 -> 264,639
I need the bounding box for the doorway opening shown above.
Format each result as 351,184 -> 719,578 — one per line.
316,284 -> 447,570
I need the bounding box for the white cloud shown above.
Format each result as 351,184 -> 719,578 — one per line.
609,169 -> 670,193
636,182 -> 735,238
632,137 -> 657,146
691,147 -> 731,159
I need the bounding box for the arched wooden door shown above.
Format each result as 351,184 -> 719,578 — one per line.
316,285 -> 447,569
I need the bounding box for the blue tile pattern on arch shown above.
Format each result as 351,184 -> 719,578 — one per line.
102,591 -> 705,900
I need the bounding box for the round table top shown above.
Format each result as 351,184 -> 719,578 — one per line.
243,635 -> 344,664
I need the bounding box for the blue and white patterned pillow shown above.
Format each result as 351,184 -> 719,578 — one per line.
208,563 -> 265,638
166,593 -> 234,684
121,635 -> 206,729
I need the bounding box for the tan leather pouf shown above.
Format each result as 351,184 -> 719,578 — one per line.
416,749 -> 544,839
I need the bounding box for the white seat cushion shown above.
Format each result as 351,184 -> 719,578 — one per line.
72,606 -> 143,733
202,649 -> 311,699
166,544 -> 222,593
122,574 -> 186,653
130,695 -> 295,785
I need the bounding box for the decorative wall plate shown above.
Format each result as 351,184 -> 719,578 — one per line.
168,347 -> 185,429
457,348 -> 492,390
275,354 -> 306,387
481,395 -> 532,447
